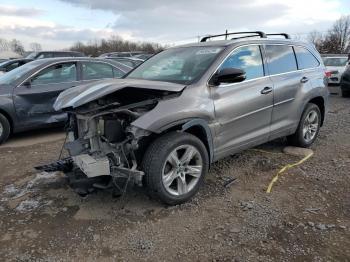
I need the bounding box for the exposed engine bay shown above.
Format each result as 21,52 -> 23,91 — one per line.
36,87 -> 180,195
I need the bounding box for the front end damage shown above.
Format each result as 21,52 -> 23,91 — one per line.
36,84 -> 182,196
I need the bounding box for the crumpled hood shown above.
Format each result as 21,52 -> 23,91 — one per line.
54,78 -> 186,111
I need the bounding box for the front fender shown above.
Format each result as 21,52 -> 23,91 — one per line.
131,84 -> 215,133
181,118 -> 214,163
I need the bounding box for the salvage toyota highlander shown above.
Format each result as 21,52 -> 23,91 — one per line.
38,31 -> 329,205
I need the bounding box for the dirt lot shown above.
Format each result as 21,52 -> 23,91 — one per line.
0,89 -> 349,262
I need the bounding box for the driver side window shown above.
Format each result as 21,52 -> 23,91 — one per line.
31,63 -> 77,85
220,45 -> 264,81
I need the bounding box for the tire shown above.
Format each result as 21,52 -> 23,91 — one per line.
0,113 -> 10,144
287,103 -> 321,148
341,89 -> 350,98
142,131 -> 209,205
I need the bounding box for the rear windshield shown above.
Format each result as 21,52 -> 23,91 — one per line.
322,57 -> 348,67
126,46 -> 224,84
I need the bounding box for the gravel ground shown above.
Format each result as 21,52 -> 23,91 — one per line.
0,91 -> 349,261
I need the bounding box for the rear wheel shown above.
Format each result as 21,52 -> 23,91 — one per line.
287,103 -> 321,148
142,132 -> 209,205
0,113 -> 10,144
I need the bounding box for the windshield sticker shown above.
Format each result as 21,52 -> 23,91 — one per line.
196,48 -> 221,55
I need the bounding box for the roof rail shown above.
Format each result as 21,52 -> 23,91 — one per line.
266,33 -> 291,39
200,31 -> 267,42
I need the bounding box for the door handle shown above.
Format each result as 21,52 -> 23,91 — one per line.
261,86 -> 273,95
300,76 -> 309,83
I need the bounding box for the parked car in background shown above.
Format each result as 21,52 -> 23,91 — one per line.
48,31 -> 328,205
26,51 -> 86,60
0,58 -> 33,75
106,57 -> 144,68
99,51 -> 146,58
340,66 -> 350,97
0,57 -> 131,144
133,53 -> 154,60
322,54 -> 349,84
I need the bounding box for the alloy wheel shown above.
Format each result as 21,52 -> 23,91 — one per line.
302,110 -> 319,143
161,145 -> 203,196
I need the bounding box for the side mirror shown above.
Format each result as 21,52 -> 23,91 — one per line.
211,68 -> 246,85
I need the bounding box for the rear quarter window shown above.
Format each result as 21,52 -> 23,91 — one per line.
265,45 -> 298,75
294,46 -> 320,69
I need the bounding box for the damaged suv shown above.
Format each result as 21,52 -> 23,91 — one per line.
45,31 -> 328,205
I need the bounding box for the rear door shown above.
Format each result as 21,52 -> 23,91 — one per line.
212,45 -> 274,156
294,45 -> 321,86
264,44 -> 304,139
13,62 -> 78,125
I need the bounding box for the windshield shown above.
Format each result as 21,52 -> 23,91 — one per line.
126,46 -> 224,84
0,60 -> 40,85
0,61 -> 10,67
323,57 -> 348,67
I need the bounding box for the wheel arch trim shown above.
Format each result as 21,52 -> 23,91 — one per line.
180,119 -> 214,163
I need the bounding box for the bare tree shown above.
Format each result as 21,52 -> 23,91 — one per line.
321,15 -> 350,54
307,30 -> 324,50
70,35 -> 164,57
0,39 -> 9,52
332,15 -> 350,53
9,39 -> 25,55
29,42 -> 42,52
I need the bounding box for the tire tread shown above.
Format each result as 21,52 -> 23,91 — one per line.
142,131 -> 208,205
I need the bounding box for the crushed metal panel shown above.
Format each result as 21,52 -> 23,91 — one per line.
53,78 -> 186,110
72,154 -> 110,177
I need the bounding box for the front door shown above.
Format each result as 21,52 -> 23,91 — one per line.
211,45 -> 274,156
13,62 -> 78,126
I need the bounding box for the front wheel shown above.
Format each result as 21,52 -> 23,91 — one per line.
142,132 -> 209,205
0,113 -> 11,144
287,103 -> 321,148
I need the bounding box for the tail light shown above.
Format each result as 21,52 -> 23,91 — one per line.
325,71 -> 332,78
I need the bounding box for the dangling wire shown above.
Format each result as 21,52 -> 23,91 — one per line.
58,133 -> 68,161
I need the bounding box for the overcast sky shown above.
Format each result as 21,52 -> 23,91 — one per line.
0,0 -> 349,50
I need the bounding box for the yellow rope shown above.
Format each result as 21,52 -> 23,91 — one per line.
249,148 -> 283,155
266,151 -> 314,193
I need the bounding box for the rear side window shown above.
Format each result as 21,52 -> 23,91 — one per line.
82,62 -> 114,80
294,46 -> 320,69
219,45 -> 264,81
265,45 -> 297,75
